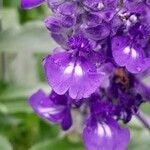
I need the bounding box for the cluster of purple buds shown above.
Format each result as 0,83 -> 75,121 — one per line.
21,0 -> 150,150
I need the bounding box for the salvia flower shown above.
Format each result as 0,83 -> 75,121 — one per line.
29,89 -> 72,130
21,0 -> 150,150
43,36 -> 109,99
83,117 -> 130,150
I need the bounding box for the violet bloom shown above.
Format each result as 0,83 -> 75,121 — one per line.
43,35 -> 109,99
83,93 -> 130,150
83,118 -> 130,150
21,0 -> 150,150
111,2 -> 150,73
112,36 -> 150,73
29,90 -> 72,130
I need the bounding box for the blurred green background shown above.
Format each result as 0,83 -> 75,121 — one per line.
0,0 -> 150,150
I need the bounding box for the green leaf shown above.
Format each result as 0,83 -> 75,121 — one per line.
18,6 -> 50,24
29,138 -> 83,150
3,0 -> 19,7
0,135 -> 12,150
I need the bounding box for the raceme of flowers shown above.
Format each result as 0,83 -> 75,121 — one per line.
21,0 -> 150,150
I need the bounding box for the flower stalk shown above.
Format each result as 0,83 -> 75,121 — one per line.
136,110 -> 150,131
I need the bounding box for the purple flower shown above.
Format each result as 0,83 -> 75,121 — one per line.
112,36 -> 150,73
83,0 -> 118,21
43,50 -> 106,99
83,117 -> 130,150
83,94 -> 130,150
29,89 -> 72,130
82,22 -> 111,41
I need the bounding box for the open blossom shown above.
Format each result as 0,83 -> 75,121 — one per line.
29,90 -> 72,130
21,0 -> 150,150
43,34 -> 112,99
83,117 -> 130,150
112,36 -> 150,73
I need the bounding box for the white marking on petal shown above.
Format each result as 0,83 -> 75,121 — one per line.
75,64 -> 83,76
64,63 -> 74,74
97,2 -> 104,10
64,63 -> 83,76
100,72 -> 106,76
97,123 -> 112,138
130,15 -> 137,23
81,43 -> 84,48
126,20 -> 131,27
103,124 -> 112,138
97,123 -> 105,137
123,46 -> 130,54
123,46 -> 138,59
38,106 -> 64,116
131,48 -> 138,59
136,67 -> 142,72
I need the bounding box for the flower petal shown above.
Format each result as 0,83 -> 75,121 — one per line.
112,36 -> 150,73
28,90 -> 70,125
47,0 -> 64,9
44,52 -> 73,95
61,108 -> 72,130
69,58 -> 105,99
20,0 -> 45,9
44,52 -> 104,99
112,36 -> 130,67
57,2 -> 77,16
83,118 -> 130,150
83,23 -> 110,40
45,16 -> 62,33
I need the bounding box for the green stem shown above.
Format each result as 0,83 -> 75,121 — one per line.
136,110 -> 150,131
